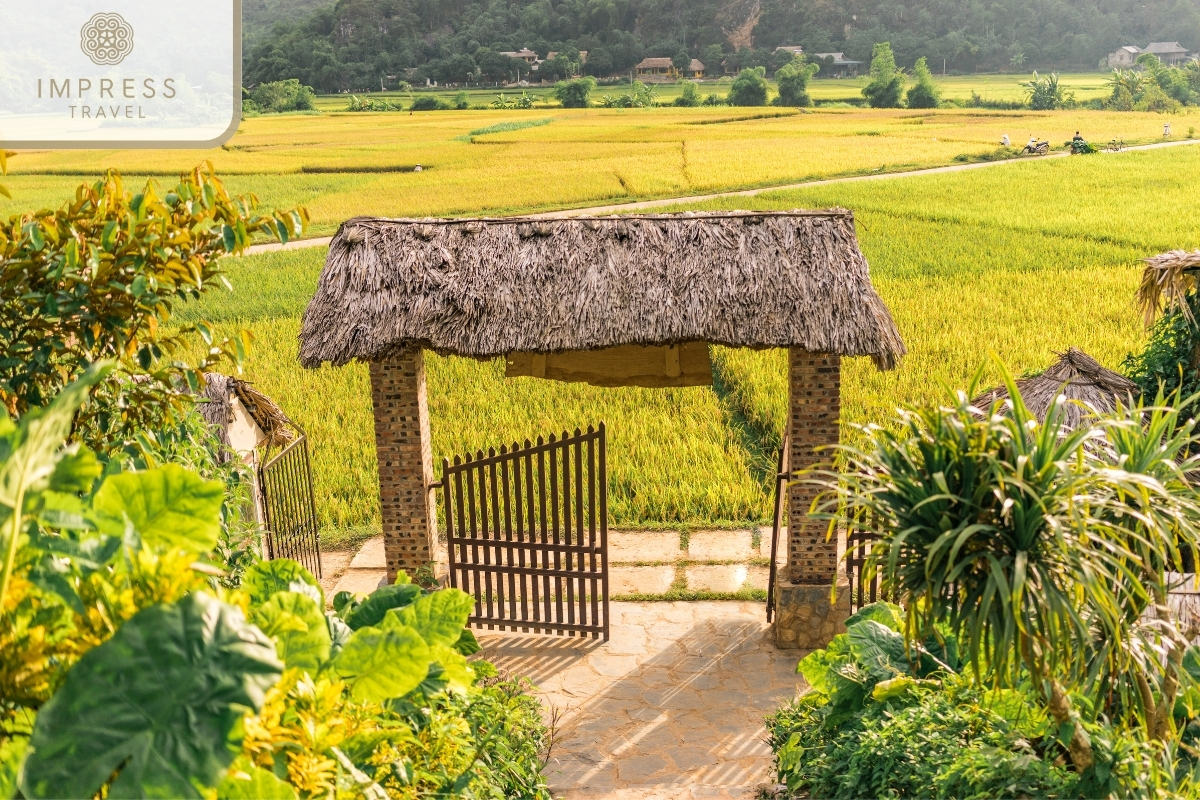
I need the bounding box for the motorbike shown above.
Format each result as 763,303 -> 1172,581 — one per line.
1067,138 -> 1096,155
1021,140 -> 1050,155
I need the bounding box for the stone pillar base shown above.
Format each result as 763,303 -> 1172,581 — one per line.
773,581 -> 851,650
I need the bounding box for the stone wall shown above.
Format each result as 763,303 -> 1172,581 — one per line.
369,349 -> 440,581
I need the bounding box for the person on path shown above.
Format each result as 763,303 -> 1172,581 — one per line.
1165,122 -> 1172,137
1072,131 -> 1085,145
1001,134 -> 1010,146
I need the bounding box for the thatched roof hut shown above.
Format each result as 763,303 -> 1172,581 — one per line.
971,348 -> 1139,428
298,210 -> 906,370
198,373 -> 294,451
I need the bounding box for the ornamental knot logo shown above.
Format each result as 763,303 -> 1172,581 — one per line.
80,13 -> 134,66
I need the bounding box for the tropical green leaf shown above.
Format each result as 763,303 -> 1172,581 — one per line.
326,611 -> 354,657
334,623 -> 431,702
0,735 -> 28,800
848,620 -> 910,682
217,759 -> 297,800
454,628 -> 481,656
344,583 -> 421,631
252,591 -> 330,672
845,601 -> 905,632
385,588 -> 472,647
428,643 -> 474,695
92,463 -> 224,552
20,592 -> 282,800
242,558 -> 322,607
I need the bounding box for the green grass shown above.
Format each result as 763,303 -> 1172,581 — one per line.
454,117 -> 557,141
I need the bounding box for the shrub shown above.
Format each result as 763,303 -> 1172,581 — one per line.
775,55 -> 818,107
905,56 -> 940,109
1024,71 -> 1070,110
702,93 -> 725,106
0,373 -> 550,798
1136,82 -> 1182,113
863,43 -> 905,108
554,76 -> 597,108
452,90 -> 470,110
0,168 -> 306,454
807,361 -> 1200,771
247,79 -> 316,114
728,66 -> 769,106
673,80 -> 701,107
411,95 -> 448,111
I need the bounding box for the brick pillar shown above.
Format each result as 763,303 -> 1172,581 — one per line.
370,349 -> 440,582
787,349 -> 841,583
775,348 -> 849,649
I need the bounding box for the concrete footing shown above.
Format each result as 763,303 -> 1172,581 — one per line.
773,581 -> 851,649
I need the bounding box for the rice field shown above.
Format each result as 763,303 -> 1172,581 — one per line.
2,105 -> 1190,236
6,108 -> 1200,544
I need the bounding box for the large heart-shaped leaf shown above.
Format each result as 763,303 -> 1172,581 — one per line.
242,559 -> 322,607
333,623 -> 431,703
92,464 -> 224,553
848,619 -> 911,682
252,591 -> 330,672
344,583 -> 421,630
217,759 -> 297,800
21,592 -> 283,799
385,588 -> 473,647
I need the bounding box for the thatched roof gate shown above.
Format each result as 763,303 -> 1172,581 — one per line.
299,210 -> 905,369
298,209 -> 905,650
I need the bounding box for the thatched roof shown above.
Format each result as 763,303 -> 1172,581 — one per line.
971,348 -> 1139,428
198,374 -> 295,449
298,211 -> 906,370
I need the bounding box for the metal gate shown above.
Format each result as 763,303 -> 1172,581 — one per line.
846,523 -> 885,612
439,424 -> 609,640
258,432 -> 322,578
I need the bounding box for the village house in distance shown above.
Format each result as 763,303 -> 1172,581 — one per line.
1108,41 -> 1194,67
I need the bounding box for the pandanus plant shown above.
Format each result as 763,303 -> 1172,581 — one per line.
807,361 -> 1200,771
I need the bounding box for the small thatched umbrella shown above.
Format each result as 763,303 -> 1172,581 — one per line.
1137,248 -> 1200,327
197,373 -> 295,454
971,348 -> 1139,429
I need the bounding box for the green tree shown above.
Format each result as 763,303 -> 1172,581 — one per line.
0,168 -> 306,448
905,56 -> 941,108
775,55 -> 818,107
728,66 -> 768,106
862,43 -> 905,108
246,79 -> 316,113
673,80 -> 701,107
671,50 -> 690,74
700,44 -> 725,76
554,76 -> 597,108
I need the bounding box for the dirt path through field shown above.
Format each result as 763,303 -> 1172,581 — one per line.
245,138 -> 1199,257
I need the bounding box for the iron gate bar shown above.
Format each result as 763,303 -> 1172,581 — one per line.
765,433 -> 790,622
259,431 -> 322,579
441,424 -> 608,640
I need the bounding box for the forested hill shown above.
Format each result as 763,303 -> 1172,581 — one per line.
245,0 -> 1200,92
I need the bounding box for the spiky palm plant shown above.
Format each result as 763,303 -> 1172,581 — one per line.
807,361 -> 1200,770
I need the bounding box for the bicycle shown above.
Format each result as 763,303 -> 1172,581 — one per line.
1107,138 -> 1124,152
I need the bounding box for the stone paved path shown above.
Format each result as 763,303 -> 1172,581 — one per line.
478,601 -> 805,800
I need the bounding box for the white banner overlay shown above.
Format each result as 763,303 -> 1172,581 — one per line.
0,1 -> 240,148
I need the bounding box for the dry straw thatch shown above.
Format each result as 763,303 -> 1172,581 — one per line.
298,211 -> 906,370
198,373 -> 295,449
971,348 -> 1139,429
1138,249 -> 1200,327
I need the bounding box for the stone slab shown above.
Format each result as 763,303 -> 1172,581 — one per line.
685,565 -> 751,594
348,536 -> 386,569
478,601 -> 804,798
745,565 -> 770,591
332,568 -> 388,598
610,566 -> 677,596
687,530 -> 757,562
610,531 -> 683,564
